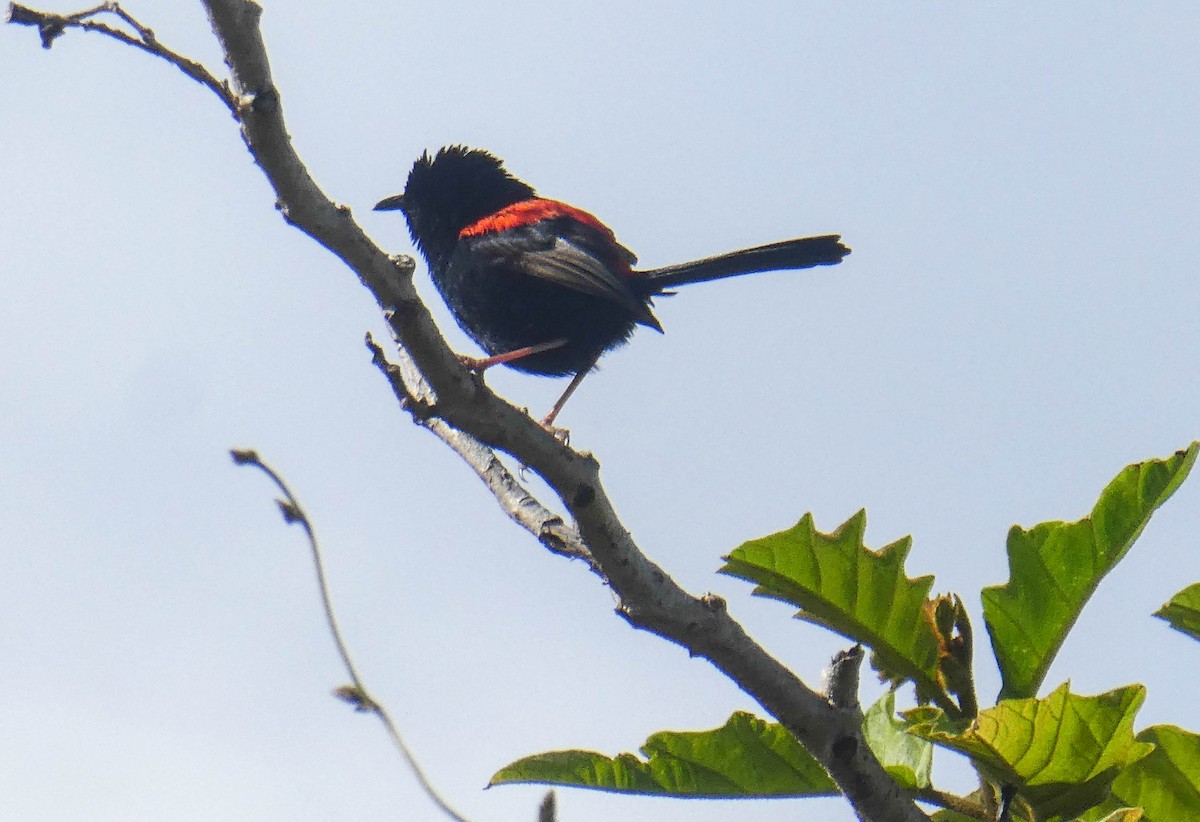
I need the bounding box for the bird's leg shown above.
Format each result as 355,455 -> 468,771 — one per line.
459,338 -> 569,372
541,354 -> 601,429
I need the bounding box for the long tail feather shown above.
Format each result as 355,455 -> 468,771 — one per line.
637,235 -> 849,293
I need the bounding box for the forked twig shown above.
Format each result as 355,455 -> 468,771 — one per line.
7,2 -> 237,109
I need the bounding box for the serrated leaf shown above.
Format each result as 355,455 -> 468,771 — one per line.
719,510 -> 945,707
489,712 -> 838,798
982,444 -> 1197,700
1110,725 -> 1200,820
906,683 -> 1153,820
863,691 -> 933,789
1153,583 -> 1200,642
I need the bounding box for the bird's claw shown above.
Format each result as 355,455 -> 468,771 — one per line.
542,419 -> 571,445
457,354 -> 490,374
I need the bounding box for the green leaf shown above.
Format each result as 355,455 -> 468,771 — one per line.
1110,725 -> 1200,820
862,691 -> 933,790
982,444 -> 1198,700
1153,583 -> 1200,642
489,711 -> 838,797
906,682 -> 1153,821
719,510 -> 945,707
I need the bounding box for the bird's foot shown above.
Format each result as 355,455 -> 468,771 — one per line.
457,354 -> 493,374
540,417 -> 571,445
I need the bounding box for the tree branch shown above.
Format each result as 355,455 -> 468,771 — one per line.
10,2 -> 927,818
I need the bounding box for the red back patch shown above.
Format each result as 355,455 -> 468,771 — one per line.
459,198 -> 615,240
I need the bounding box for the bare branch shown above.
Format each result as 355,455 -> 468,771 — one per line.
12,3 -> 927,818
232,450 -> 472,822
7,2 -> 235,108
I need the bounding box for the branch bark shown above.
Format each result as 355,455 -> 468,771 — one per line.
9,2 -> 928,819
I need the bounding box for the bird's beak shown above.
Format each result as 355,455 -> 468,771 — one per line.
373,194 -> 406,212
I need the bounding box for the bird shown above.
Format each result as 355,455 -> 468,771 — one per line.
374,145 -> 849,427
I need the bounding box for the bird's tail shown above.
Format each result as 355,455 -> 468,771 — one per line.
636,235 -> 850,293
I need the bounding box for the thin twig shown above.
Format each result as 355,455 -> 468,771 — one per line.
7,2 -> 237,110
231,449 -> 471,822
365,332 -> 598,570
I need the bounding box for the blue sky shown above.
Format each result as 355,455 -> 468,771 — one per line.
3,3 -> 1199,820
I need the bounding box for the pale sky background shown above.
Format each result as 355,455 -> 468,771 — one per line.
3,3 -> 1199,821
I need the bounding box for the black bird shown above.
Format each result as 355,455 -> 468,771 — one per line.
375,146 -> 849,425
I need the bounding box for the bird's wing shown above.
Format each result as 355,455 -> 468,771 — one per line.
470,218 -> 659,327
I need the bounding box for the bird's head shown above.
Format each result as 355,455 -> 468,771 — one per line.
374,146 -> 535,270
